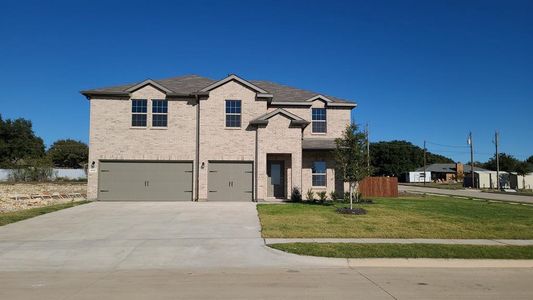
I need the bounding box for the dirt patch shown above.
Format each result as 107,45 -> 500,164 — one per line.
0,182 -> 87,212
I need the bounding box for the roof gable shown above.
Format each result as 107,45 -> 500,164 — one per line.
125,79 -> 173,94
249,108 -> 309,127
199,74 -> 269,94
306,94 -> 333,103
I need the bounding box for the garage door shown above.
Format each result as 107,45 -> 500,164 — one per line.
98,161 -> 193,201
208,162 -> 253,201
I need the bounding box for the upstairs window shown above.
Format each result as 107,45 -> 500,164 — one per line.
225,100 -> 241,128
312,108 -> 327,133
131,99 -> 147,127
152,100 -> 168,127
312,161 -> 327,187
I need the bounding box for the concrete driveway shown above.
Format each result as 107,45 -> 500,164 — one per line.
0,201 -> 337,271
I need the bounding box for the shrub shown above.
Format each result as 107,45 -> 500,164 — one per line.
343,192 -> 351,203
7,158 -> 55,182
290,187 -> 302,202
356,192 -> 363,203
306,189 -> 315,202
329,191 -> 338,201
317,191 -> 327,203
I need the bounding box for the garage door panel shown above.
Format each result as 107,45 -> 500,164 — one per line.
208,162 -> 253,202
231,163 -> 253,202
147,163 -> 193,201
98,161 -> 192,201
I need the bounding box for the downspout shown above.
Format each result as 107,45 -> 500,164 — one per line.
254,127 -> 258,202
195,95 -> 200,201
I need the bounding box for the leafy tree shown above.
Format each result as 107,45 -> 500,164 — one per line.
526,155 -> 533,165
335,124 -> 370,209
0,115 -> 45,167
369,140 -> 454,176
47,139 -> 88,168
483,153 -> 521,172
515,161 -> 532,191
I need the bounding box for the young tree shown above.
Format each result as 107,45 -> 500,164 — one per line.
47,139 -> 89,168
515,161 -> 532,191
335,124 -> 370,209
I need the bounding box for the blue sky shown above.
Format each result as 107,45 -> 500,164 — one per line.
1,0 -> 532,163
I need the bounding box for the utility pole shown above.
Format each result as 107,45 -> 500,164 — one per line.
366,123 -> 370,174
468,132 -> 474,188
423,140 -> 427,185
495,131 -> 500,190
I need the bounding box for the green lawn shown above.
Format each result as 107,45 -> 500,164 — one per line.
0,201 -> 90,226
270,243 -> 533,259
257,196 -> 533,239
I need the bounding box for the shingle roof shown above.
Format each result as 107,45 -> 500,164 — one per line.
249,80 -> 350,103
302,138 -> 337,150
81,74 -> 354,104
415,163 -> 488,173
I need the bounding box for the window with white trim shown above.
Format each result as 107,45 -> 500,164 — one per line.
131,99 -> 147,127
312,161 -> 327,187
225,100 -> 241,128
312,108 -> 326,133
152,100 -> 168,127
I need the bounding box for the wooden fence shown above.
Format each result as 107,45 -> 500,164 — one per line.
359,177 -> 398,197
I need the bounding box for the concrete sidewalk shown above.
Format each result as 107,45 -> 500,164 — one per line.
265,238 -> 533,246
399,184 -> 533,204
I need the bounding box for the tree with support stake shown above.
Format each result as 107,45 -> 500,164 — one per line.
335,124 -> 371,210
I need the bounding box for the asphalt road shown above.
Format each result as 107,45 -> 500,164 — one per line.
1,202 -> 532,299
2,267 -> 532,299
399,184 -> 533,204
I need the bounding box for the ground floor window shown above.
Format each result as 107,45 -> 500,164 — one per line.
312,161 -> 326,187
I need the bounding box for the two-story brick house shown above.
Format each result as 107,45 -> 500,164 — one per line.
81,74 -> 356,201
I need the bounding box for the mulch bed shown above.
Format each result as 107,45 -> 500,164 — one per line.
336,207 -> 367,215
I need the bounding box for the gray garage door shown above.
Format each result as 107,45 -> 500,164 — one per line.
98,161 -> 193,201
208,162 -> 253,201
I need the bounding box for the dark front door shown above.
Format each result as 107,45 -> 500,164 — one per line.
267,160 -> 284,198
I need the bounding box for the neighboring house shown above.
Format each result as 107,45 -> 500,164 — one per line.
414,163 -> 488,183
470,171 -> 511,189
401,171 -> 431,183
81,74 -> 356,201
510,172 -> 533,190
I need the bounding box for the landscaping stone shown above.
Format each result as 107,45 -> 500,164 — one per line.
0,183 -> 87,212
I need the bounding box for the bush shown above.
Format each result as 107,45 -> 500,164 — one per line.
329,191 -> 338,201
7,158 -> 55,182
290,187 -> 302,202
343,192 -> 351,203
306,189 -> 315,202
317,191 -> 327,203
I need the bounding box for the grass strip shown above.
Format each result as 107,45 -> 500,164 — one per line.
0,201 -> 90,226
269,243 -> 533,259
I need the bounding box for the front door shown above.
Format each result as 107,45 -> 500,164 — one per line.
267,160 -> 284,198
